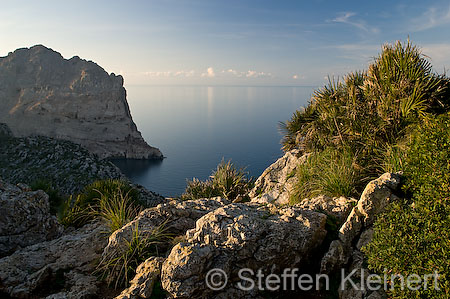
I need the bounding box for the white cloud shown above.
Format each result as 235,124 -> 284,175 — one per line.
330,12 -> 379,34
201,67 -> 216,78
245,70 -> 273,78
410,5 -> 450,31
143,70 -> 196,77
140,67 -> 273,80
292,74 -> 306,80
421,43 -> 450,70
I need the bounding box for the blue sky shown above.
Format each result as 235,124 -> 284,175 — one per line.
1,0 -> 450,86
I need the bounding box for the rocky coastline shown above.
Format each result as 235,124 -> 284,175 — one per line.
0,148 -> 398,299
0,45 -> 162,160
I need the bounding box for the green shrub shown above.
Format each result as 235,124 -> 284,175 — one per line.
181,159 -> 253,201
289,147 -> 359,204
94,189 -> 142,233
377,142 -> 409,174
181,178 -> 221,200
58,179 -> 141,228
363,114 -> 450,298
280,40 -> 449,193
58,194 -> 89,227
211,159 -> 254,201
80,179 -> 140,208
96,222 -> 171,288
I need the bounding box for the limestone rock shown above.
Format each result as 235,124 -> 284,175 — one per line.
103,197 -> 230,261
0,222 -> 108,298
320,240 -> 348,274
356,228 -> 374,251
338,172 -> 401,248
161,203 -> 327,298
116,257 -> 165,299
249,150 -> 307,205
321,173 -> 402,284
357,172 -> 401,226
0,45 -> 162,159
297,195 -> 357,225
338,208 -> 364,248
0,179 -> 63,257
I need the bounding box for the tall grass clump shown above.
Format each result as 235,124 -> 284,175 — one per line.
95,189 -> 142,233
182,159 -> 253,201
58,179 -> 141,230
363,114 -> 450,298
96,222 -> 171,288
290,147 -> 359,204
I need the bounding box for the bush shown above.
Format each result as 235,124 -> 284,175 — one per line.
280,40 -> 449,195
363,114 -> 450,298
181,178 -> 221,200
58,179 -> 141,229
289,147 -> 359,204
95,189 -> 142,233
181,159 -> 253,201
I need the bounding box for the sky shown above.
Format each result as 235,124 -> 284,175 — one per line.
1,0 -> 450,86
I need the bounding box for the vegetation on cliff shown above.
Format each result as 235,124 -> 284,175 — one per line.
364,114 -> 450,298
182,159 -> 254,201
282,40 -> 450,298
0,134 -> 123,195
282,40 -> 449,201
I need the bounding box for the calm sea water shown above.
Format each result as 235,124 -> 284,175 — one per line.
113,85 -> 314,197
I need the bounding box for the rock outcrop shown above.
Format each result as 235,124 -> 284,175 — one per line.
116,257 -> 165,299
103,197 -> 230,261
0,45 -> 162,159
296,195 -> 357,225
0,134 -> 125,194
249,149 -> 307,205
0,222 -> 108,298
0,179 -> 63,257
161,203 -> 328,298
320,172 -> 402,299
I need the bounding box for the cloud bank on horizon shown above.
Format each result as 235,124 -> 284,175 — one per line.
1,0 -> 450,86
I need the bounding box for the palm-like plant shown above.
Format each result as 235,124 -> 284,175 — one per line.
364,41 -> 447,133
280,40 -> 450,197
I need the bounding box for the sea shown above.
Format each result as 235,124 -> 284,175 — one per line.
112,85 -> 315,197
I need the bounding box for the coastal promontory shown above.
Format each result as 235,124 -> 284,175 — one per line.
0,45 -> 162,159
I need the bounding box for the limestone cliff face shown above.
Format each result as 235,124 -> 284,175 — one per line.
0,45 -> 162,159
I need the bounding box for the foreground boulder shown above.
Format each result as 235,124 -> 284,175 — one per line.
116,257 -> 165,299
161,203 -> 328,298
249,149 -> 307,205
0,222 -> 108,298
0,45 -> 162,159
296,195 -> 357,225
0,179 -> 63,257
103,197 -> 230,261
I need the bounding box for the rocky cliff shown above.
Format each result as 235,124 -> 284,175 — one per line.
0,45 -> 162,159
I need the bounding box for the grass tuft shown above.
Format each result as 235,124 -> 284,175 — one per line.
96,222 -> 171,289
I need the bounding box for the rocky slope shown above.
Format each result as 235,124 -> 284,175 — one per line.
0,131 -> 124,194
0,171 -> 400,298
0,45 -> 162,159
